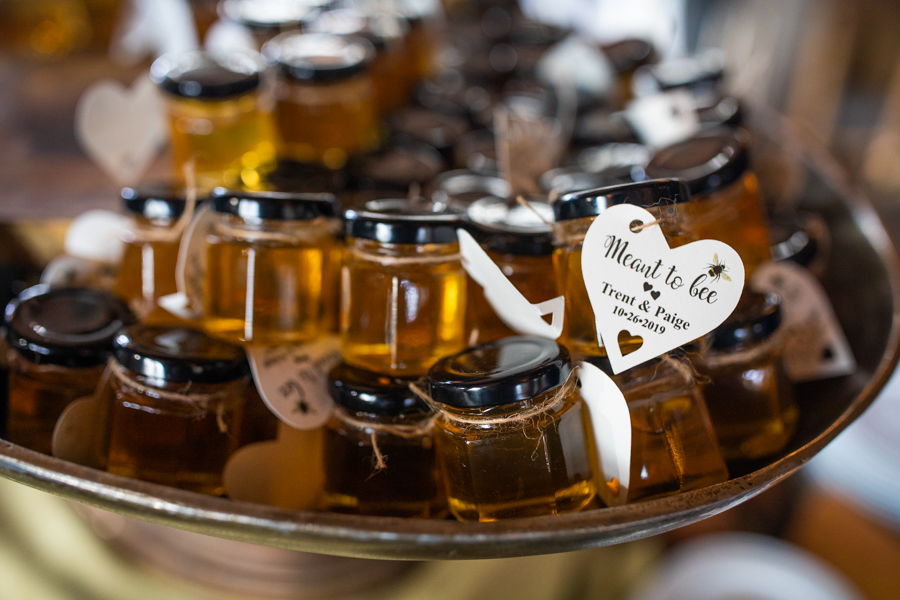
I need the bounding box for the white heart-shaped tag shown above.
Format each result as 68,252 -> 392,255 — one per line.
74,74 -> 167,185
64,209 -> 133,264
582,204 -> 745,374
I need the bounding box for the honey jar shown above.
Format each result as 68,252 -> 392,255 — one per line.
341,201 -> 466,376
696,293 -> 797,461
645,129 -> 771,278
103,326 -> 248,495
323,362 -> 444,517
427,337 -> 598,521
602,38 -> 657,106
264,32 -> 379,169
217,0 -> 330,48
552,179 -> 693,358
204,189 -> 342,345
5,286 -> 133,455
151,50 -> 276,191
465,197 -> 558,344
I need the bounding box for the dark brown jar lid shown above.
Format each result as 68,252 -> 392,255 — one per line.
427,336 -> 572,409
697,96 -> 743,129
218,0 -> 330,33
466,196 -> 555,256
552,178 -> 690,222
645,129 -> 750,197
349,139 -> 445,190
212,188 -> 339,220
344,199 -> 463,244
328,362 -> 428,416
121,184 -> 193,221
114,325 -> 248,384
710,292 -> 782,352
6,285 -> 134,368
151,50 -> 264,98
263,32 -> 374,82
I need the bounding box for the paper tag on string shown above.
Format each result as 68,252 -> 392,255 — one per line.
578,362 -> 631,506
246,337 -> 342,430
752,261 -> 856,382
458,229 -> 565,339
111,0 -> 198,65
536,35 -> 616,99
625,90 -> 700,148
64,210 -> 132,265
159,202 -> 217,320
582,204 -> 745,374
494,105 -> 566,196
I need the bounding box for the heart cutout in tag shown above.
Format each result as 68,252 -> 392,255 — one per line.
617,331 -> 643,355
582,204 -> 745,374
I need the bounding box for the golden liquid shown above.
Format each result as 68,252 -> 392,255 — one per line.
105,371 -> 245,496
273,74 -> 379,169
340,239 -> 467,376
165,91 -> 276,192
204,217 -> 341,345
322,408 -> 445,518
466,252 -> 559,344
405,20 -> 435,82
6,352 -> 105,455
698,345 -> 798,460
372,42 -> 413,115
435,390 -> 598,521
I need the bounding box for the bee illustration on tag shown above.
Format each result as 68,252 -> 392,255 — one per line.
707,254 -> 732,282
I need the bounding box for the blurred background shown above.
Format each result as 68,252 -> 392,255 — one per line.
1,0 -> 900,598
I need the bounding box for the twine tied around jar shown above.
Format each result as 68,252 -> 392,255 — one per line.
332,409 -> 438,473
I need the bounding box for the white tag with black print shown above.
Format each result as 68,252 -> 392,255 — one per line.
246,337 -> 342,430
752,261 -> 856,382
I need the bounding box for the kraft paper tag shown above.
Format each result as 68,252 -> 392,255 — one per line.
246,338 -> 341,430
458,229 -> 565,339
74,74 -> 167,185
160,202 -> 217,320
582,204 -> 745,374
752,261 -> 856,382
625,90 -> 700,148
52,393 -> 110,470
578,362 -> 631,506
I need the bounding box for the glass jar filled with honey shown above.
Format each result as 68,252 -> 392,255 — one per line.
115,185 -> 194,325
204,189 -> 342,345
217,0 -> 331,48
5,285 -> 134,454
102,326 -> 249,495
264,32 -> 379,169
465,197 -> 559,344
552,179 -> 693,358
323,362 -> 444,517
151,50 -> 276,191
427,337 -> 598,521
341,201 -> 466,377
696,293 -> 797,460
645,129 -> 771,278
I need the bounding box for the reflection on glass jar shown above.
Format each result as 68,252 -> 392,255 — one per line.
5,286 -> 133,454
264,33 -> 379,169
103,326 -> 249,495
151,50 -> 276,192
552,179 -> 694,358
323,362 -> 444,517
428,337 -> 598,521
697,293 -> 797,460
204,189 -> 342,345
341,201 -> 466,377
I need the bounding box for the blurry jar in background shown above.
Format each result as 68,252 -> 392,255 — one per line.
346,138 -> 445,203
429,170 -> 511,210
103,326 -> 248,495
5,286 -> 133,455
217,0 -> 330,48
341,201 -> 466,377
204,189 -> 342,345
0,0 -> 122,59
264,33 -> 379,169
646,129 -> 772,279
696,293 -> 797,461
768,211 -> 830,279
601,38 -> 658,107
552,179 -> 694,359
151,50 -> 276,192
402,11 -> 437,83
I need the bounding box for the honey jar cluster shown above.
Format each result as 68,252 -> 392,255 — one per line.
1,0 -> 826,523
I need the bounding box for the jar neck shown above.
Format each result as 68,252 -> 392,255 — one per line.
348,237 -> 460,260
216,213 -> 340,241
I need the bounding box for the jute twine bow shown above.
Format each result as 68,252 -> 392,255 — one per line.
333,409 -> 438,473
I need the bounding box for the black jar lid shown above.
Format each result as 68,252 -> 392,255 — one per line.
344,200 -> 463,244
263,32 -> 374,82
328,362 -> 428,416
427,336 -> 572,409
769,212 -> 821,268
697,96 -> 743,128
121,184 -> 190,221
6,285 -> 134,368
388,107 -> 472,152
212,188 -> 338,220
552,178 -> 690,222
466,197 -> 555,256
151,50 -> 263,99
711,292 -> 782,351
303,8 -> 407,51
349,139 -> 445,190
638,50 -> 725,93
430,170 -> 512,208
602,38 -> 657,74
218,0 -> 329,32
114,325 -> 249,384
645,129 -> 749,197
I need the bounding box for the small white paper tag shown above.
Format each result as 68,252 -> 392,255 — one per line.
204,19 -> 258,54
246,337 -> 342,430
111,0 -> 199,64
582,204 -> 745,374
74,74 -> 167,185
625,90 -> 700,148
535,35 -> 616,98
752,261 -> 856,382
578,362 -> 631,506
458,229 -> 565,339
170,202 -> 218,318
64,210 -> 132,264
